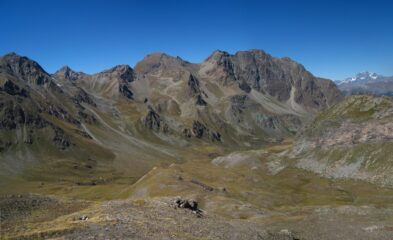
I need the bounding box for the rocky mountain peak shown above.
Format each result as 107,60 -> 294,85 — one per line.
206,50 -> 230,60
99,64 -> 134,83
334,71 -> 393,96
354,71 -> 381,82
3,52 -> 19,58
336,71 -> 383,85
0,52 -> 51,85
54,65 -> 84,81
57,65 -> 72,72
106,64 -> 133,73
235,49 -> 270,59
134,52 -> 191,75
200,49 -> 342,107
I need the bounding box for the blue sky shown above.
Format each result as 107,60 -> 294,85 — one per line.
0,0 -> 392,80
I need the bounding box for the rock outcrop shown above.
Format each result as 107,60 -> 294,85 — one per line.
144,107 -> 162,131
0,80 -> 28,97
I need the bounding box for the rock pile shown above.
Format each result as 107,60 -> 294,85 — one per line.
174,197 -> 203,217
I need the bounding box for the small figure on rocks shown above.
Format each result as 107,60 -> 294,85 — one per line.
173,197 -> 203,217
79,215 -> 89,221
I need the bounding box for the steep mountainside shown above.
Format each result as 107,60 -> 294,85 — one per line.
0,53 -> 180,187
0,53 -> 116,180
290,95 -> 393,186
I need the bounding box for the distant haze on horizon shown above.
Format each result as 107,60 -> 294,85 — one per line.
0,0 -> 392,80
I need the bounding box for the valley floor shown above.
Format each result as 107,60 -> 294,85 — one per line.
1,142 -> 393,239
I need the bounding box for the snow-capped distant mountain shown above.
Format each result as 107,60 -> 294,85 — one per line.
335,72 -> 393,96
335,72 -> 383,85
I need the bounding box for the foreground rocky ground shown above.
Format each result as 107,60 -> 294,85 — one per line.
1,194 -> 393,240
2,144 -> 393,240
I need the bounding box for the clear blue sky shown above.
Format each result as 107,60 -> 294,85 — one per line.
0,0 -> 392,80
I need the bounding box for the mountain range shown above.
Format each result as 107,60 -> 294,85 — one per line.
3,50 -> 393,239
336,71 -> 393,95
0,50 -> 342,182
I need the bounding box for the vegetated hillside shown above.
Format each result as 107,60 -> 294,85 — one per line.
0,50 -> 342,192
291,94 -> 393,186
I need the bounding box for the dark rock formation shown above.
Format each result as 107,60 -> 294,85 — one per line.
174,197 -> 203,217
0,80 -> 28,97
73,89 -> 96,106
119,84 -> 133,99
238,81 -> 251,93
192,121 -> 207,138
210,131 -> 221,142
0,103 -> 47,130
191,121 -> 221,142
196,94 -> 207,106
174,198 -> 198,210
51,125 -> 71,150
144,107 -> 161,131
77,111 -> 97,124
187,75 -> 207,106
45,105 -> 80,125
188,74 -> 201,96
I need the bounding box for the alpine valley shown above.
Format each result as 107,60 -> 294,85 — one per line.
1,50 -> 393,240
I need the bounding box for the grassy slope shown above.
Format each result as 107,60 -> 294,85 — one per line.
292,95 -> 393,185
3,141 -> 393,239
